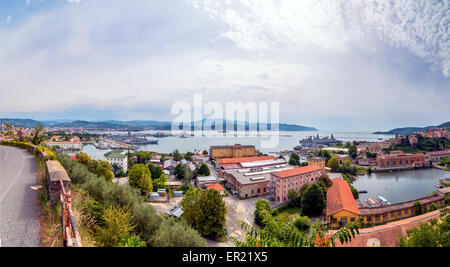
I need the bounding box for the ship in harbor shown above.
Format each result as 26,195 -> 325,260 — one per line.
299,134 -> 341,148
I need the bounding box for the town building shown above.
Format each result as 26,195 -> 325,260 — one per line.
207,183 -> 225,195
359,188 -> 448,226
196,176 -> 218,188
425,150 -> 450,163
224,163 -> 293,199
376,152 -> 427,168
216,155 -> 276,170
42,141 -> 83,150
333,154 -> 352,164
163,159 -> 178,174
326,178 -> 360,228
308,157 -> 326,170
408,135 -> 418,146
269,165 -> 323,204
104,150 -> 128,172
209,144 -> 256,159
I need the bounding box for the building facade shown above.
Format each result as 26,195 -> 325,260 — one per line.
269,165 -> 323,204
104,150 -> 128,172
376,152 -> 426,168
426,150 -> 450,163
42,141 -> 83,150
326,178 -> 360,228
308,157 -> 326,170
210,144 -> 256,159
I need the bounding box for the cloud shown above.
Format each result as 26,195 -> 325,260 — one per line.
190,0 -> 450,77
0,0 -> 448,130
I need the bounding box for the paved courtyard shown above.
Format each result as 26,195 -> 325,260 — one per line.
208,195 -> 271,247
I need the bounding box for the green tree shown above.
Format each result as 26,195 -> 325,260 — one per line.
203,150 -> 209,156
185,151 -> 194,161
293,216 -> 311,232
128,164 -> 152,195
254,200 -> 271,227
95,206 -> 134,247
180,188 -> 203,227
130,203 -> 163,244
348,145 -> 357,159
301,183 -> 325,217
197,163 -> 210,176
148,163 -> 163,179
327,157 -> 340,172
289,153 -> 300,166
195,189 -> 227,237
288,189 -> 302,208
318,174 -> 332,188
172,149 -> 183,161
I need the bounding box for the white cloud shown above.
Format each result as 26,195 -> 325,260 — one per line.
0,0 -> 448,130
190,0 -> 450,76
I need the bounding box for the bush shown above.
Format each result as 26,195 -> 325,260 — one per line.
254,200 -> 271,227
95,206 -> 134,247
151,218 -> 207,247
131,203 -> 163,244
293,216 -> 311,232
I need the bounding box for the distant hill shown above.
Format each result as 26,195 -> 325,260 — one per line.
51,120 -> 143,130
0,118 -> 41,127
1,118 -> 318,132
373,121 -> 450,135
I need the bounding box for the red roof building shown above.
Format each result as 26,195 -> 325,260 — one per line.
326,178 -> 360,217
270,165 -> 323,204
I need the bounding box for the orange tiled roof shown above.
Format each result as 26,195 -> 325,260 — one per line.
217,156 -> 275,165
326,178 -> 360,216
207,183 -> 225,191
273,165 -> 322,178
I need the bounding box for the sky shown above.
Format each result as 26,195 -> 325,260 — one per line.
0,0 -> 449,131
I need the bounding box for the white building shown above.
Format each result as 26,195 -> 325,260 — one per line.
42,141 -> 83,150
104,150 -> 128,172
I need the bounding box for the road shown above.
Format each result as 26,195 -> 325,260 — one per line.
0,145 -> 41,247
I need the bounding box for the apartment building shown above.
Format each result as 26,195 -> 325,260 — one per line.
269,165 -> 323,204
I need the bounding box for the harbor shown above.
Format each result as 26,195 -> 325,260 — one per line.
353,168 -> 449,204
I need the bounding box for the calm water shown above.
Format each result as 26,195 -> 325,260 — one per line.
353,168 -> 450,204
82,130 -> 394,157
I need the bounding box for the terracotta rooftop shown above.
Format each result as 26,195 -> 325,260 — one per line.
326,178 -> 360,216
207,183 -> 225,191
217,156 -> 275,165
272,165 -> 322,179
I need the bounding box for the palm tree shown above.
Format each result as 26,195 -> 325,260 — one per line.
32,123 -> 44,145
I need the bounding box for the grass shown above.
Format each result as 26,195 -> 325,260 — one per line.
273,207 -> 301,223
36,158 -> 64,247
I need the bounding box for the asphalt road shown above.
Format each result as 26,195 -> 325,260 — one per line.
0,145 -> 41,247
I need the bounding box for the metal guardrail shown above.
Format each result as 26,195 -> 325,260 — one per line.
59,180 -> 82,247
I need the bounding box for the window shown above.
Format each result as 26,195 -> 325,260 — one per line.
375,215 -> 380,221
391,212 -> 395,217
404,209 -> 408,215
367,216 -> 371,222
398,211 -> 402,216
257,188 -> 260,194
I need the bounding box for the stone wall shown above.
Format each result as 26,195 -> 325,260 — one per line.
46,160 -> 71,205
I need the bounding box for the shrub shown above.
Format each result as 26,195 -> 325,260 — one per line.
293,216 -> 311,232
151,218 -> 207,247
130,203 -> 163,244
95,206 -> 134,247
254,200 -> 271,227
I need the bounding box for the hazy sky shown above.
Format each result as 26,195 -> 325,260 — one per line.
0,0 -> 449,131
